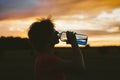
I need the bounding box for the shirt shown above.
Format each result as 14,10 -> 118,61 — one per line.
34,53 -> 66,80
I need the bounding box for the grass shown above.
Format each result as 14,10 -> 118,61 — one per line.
0,46 -> 120,80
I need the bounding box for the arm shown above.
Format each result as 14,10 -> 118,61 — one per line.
55,31 -> 85,72
66,31 -> 85,70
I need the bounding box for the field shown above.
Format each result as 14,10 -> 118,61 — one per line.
0,46 -> 120,80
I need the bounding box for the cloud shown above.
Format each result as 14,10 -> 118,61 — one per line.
0,0 -> 38,19
0,0 -> 83,19
0,0 -> 120,36
1,0 -> 120,20
52,8 -> 120,40
94,8 -> 120,32
96,9 -> 120,21
0,19 -> 34,37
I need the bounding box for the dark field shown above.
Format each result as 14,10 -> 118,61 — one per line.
0,46 -> 120,80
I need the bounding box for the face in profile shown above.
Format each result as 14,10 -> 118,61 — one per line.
28,18 -> 59,50
50,29 -> 59,45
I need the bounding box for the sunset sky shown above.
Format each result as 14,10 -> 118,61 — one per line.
0,0 -> 120,47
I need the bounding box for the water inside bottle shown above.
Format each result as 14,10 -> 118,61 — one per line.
57,31 -> 88,46
76,34 -> 88,45
77,40 -> 87,45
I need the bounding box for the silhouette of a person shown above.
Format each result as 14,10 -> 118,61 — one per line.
28,18 -> 84,80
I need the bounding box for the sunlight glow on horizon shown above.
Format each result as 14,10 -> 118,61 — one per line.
0,8 -> 120,47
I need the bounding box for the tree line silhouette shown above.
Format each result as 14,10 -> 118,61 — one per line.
0,36 -> 30,51
0,36 -> 119,53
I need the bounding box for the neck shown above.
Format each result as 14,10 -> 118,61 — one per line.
39,44 -> 55,54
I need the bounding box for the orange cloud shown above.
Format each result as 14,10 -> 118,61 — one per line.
1,0 -> 120,20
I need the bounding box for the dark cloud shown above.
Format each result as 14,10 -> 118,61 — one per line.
0,0 -> 37,20
0,0 -> 120,20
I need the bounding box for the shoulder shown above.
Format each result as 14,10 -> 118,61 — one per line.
43,53 -> 61,62
36,53 -> 62,63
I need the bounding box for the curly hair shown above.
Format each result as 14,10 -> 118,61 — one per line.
28,18 -> 55,51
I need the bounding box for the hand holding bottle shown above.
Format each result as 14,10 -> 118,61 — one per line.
57,31 -> 88,46
66,31 -> 77,45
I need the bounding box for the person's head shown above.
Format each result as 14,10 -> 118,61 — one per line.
28,18 -> 59,52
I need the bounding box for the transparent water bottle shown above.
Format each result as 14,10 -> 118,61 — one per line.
57,31 -> 88,46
